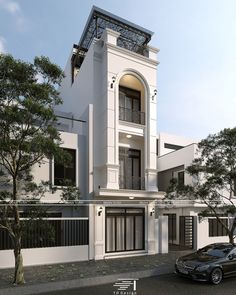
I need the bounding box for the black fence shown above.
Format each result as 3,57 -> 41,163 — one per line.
0,218 -> 89,250
119,107 -> 145,125
119,175 -> 145,190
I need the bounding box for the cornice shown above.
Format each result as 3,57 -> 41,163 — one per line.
106,43 -> 159,67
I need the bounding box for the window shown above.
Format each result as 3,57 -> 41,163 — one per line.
177,171 -> 184,187
119,86 -> 144,124
105,208 -> 144,253
164,143 -> 184,151
172,170 -> 185,187
54,148 -> 76,186
209,218 -> 228,237
119,148 -> 142,190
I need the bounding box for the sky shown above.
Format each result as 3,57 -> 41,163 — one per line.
0,0 -> 236,140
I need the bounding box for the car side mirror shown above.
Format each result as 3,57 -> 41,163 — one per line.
228,254 -> 233,260
228,254 -> 236,260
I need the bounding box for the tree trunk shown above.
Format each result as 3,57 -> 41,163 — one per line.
229,233 -> 234,244
13,235 -> 25,285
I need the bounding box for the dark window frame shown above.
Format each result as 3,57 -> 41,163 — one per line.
119,85 -> 141,111
208,218 -> 228,237
164,143 -> 184,151
54,148 -> 76,186
177,171 -> 185,187
105,207 -> 145,253
119,147 -> 142,189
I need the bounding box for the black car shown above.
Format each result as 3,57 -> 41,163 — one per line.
175,243 -> 236,284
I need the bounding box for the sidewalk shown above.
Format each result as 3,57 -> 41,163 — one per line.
0,250 -> 192,295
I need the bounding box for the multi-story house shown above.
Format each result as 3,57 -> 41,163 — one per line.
0,6 -> 168,268
56,6 -> 168,260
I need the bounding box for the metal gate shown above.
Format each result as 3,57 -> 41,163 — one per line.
164,214 -> 176,245
179,216 -> 194,249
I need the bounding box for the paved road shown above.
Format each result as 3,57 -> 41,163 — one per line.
38,273 -> 236,295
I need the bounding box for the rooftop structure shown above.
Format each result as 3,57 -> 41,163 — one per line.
71,6 -> 154,79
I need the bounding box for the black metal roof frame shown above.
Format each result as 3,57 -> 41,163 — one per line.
78,6 -> 154,52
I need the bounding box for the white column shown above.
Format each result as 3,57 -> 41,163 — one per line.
101,28 -> 121,190
147,202 -> 156,255
146,88 -> 158,191
94,205 -> 105,260
89,204 -> 95,259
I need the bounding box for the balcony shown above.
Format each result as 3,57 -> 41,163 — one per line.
119,107 -> 145,125
119,175 -> 145,190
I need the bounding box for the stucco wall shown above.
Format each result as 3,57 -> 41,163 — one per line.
0,245 -> 88,269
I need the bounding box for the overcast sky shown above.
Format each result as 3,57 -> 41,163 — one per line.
0,0 -> 235,140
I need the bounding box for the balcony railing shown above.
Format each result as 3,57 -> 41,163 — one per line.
119,175 -> 145,190
119,107 -> 145,125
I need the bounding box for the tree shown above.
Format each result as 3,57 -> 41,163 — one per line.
0,54 -> 76,285
165,128 -> 236,244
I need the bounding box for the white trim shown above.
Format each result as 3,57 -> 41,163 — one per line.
107,43 -> 159,66
7,217 -> 89,221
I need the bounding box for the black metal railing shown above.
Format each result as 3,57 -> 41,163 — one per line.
0,218 -> 89,250
119,107 -> 145,125
119,175 -> 145,190
117,37 -> 148,56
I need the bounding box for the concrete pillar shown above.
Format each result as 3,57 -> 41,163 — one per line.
147,202 -> 156,254
158,216 -> 168,253
94,205 -> 105,260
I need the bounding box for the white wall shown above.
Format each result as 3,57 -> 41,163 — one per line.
31,131 -> 81,202
158,132 -> 197,156
0,245 -> 88,269
157,143 -> 198,186
57,27 -> 159,192
197,218 -> 234,249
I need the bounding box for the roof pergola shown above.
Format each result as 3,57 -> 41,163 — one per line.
78,6 -> 153,54
71,7 -> 154,83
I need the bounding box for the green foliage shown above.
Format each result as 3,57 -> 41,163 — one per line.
165,128 -> 236,241
0,54 -> 65,182
0,54 -> 80,283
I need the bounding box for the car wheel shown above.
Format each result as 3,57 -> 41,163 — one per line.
210,268 -> 223,285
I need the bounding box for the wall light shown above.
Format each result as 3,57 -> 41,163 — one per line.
126,134 -> 132,139
97,207 -> 103,216
150,207 -> 155,216
110,76 -> 116,89
152,89 -> 157,100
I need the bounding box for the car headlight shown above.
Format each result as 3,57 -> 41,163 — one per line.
195,265 -> 210,272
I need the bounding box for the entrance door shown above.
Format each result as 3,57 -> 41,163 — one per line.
105,208 -> 144,253
179,216 -> 194,249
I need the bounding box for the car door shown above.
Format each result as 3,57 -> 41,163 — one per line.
222,248 -> 236,276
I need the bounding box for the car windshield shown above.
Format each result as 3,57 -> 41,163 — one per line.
199,245 -> 233,258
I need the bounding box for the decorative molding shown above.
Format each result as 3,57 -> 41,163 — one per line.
106,43 -> 159,67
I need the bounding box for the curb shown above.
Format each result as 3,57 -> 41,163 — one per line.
0,265 -> 174,295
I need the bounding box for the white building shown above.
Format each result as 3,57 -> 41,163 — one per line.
0,6 -> 168,268
156,132 -> 235,250
2,6 -> 232,269
55,5 -> 169,260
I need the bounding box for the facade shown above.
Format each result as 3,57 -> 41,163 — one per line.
156,132 -> 236,250
55,6 -> 167,260
2,6 -> 233,269
0,6 -> 168,268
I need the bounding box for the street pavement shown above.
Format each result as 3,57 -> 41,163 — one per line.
37,273 -> 236,295
0,250 -> 192,295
